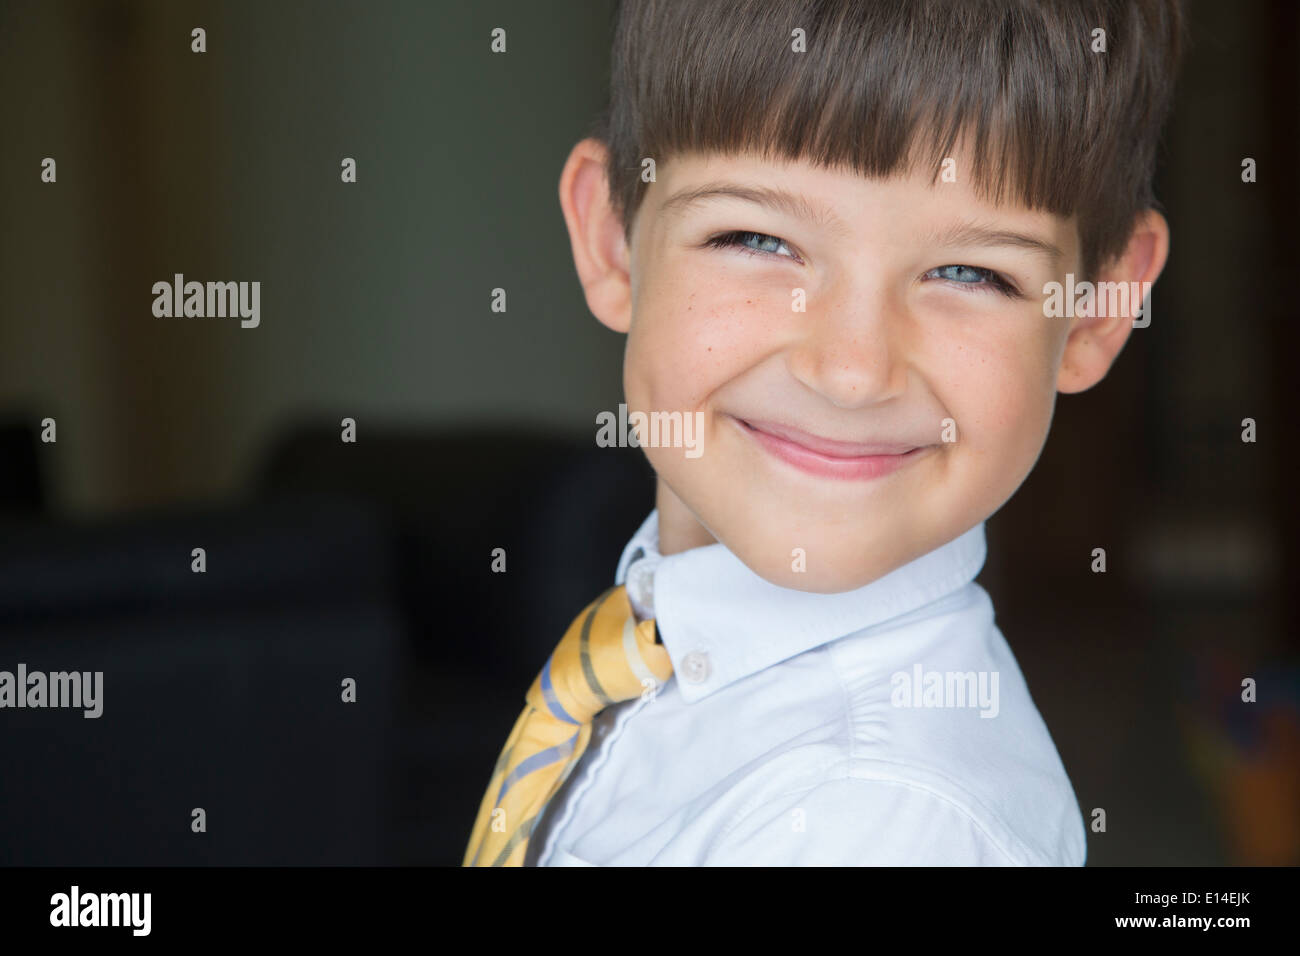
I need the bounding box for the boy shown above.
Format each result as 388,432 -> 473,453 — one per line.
464,0 -> 1180,866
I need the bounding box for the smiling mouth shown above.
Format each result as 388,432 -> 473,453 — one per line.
731,416 -> 933,481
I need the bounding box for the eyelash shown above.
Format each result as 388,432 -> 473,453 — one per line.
705,230 -> 805,264
703,229 -> 1023,299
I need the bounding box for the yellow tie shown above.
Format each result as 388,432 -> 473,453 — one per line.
463,584 -> 673,866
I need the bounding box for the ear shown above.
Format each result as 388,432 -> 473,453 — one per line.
1057,208 -> 1170,393
557,138 -> 634,334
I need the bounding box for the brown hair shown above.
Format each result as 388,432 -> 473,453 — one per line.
594,0 -> 1185,279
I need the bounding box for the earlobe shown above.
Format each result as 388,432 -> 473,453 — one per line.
1057,208 -> 1170,394
558,138 -> 634,334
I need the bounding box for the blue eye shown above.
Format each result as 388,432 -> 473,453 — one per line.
925,264 -> 1021,298
705,230 -> 801,262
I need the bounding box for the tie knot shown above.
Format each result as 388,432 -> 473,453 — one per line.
525,584 -> 673,725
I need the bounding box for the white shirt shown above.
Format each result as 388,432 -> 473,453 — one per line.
526,510 -> 1087,866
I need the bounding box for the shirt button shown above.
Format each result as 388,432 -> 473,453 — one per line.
680,651 -> 711,684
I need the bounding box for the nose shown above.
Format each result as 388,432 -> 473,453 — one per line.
785,284 -> 909,409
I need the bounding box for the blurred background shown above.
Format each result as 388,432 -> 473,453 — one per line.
0,0 -> 1295,866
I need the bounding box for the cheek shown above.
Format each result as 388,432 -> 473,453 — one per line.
626,268 -> 781,411
926,316 -> 1058,452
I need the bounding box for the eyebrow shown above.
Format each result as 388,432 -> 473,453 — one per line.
658,182 -> 852,237
660,183 -> 1064,264
926,220 -> 1065,264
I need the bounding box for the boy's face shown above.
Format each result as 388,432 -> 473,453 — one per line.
563,145 -> 1154,593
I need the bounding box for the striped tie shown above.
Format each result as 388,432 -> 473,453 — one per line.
463,583 -> 673,866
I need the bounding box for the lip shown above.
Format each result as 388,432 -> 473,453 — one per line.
732,416 -> 933,481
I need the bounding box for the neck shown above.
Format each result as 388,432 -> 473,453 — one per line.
654,478 -> 718,556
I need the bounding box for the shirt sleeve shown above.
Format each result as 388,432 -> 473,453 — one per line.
702,776 -> 1022,866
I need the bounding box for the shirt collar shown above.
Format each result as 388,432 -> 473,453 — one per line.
614,509 -> 987,704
